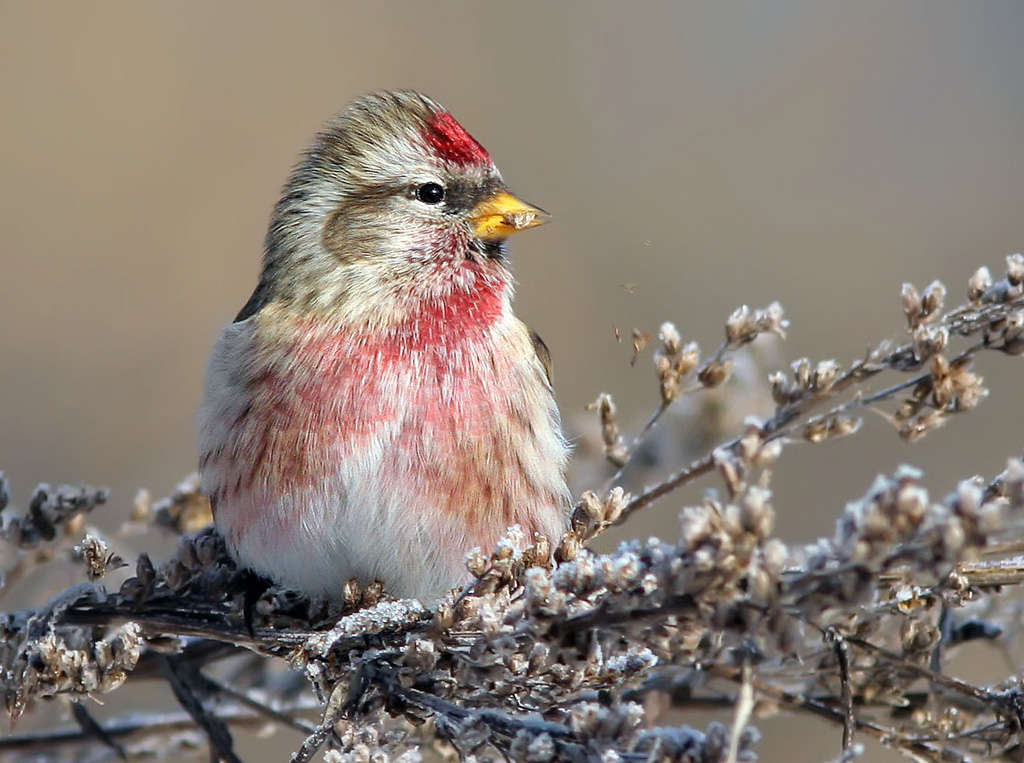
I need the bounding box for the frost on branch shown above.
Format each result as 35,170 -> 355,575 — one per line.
4,257 -> 1024,762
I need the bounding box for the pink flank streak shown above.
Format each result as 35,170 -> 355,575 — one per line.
425,112 -> 491,167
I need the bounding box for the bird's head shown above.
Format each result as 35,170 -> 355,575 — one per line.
246,91 -> 546,330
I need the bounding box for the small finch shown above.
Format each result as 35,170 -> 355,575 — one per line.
198,91 -> 571,604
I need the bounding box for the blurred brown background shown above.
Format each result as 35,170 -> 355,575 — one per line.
3,2 -> 1024,760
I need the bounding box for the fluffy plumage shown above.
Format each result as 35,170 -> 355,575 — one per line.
198,91 -> 570,602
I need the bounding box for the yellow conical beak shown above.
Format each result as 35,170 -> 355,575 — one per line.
470,191 -> 550,240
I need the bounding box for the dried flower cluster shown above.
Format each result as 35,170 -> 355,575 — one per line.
12,622 -> 143,711
0,478 -> 109,549
3,258 -> 1024,762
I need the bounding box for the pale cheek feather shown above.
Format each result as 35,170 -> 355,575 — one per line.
198,290 -> 570,601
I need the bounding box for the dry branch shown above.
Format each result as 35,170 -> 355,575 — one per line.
3,257 -> 1024,762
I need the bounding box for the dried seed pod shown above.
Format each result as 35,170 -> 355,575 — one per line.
579,490 -> 603,522
658,321 -> 682,354
678,341 -> 699,375
465,548 -> 489,579
343,578 -> 362,608
1007,253 -> 1024,286
725,305 -> 757,345
177,536 -> 201,571
967,266 -> 992,303
75,534 -> 110,582
803,419 -> 829,444
920,280 -> 946,321
738,423 -> 764,465
136,553 -> 155,588
791,358 -> 811,389
768,371 -> 794,406
163,559 -> 190,592
902,283 -> 922,328
913,325 -> 949,360
897,409 -> 947,442
555,531 -> 581,563
524,532 -> 552,568
587,393 -> 628,465
1001,310 -> 1024,354
433,600 -> 455,631
756,301 -> 787,336
932,373 -> 955,409
803,415 -> 861,444
119,576 -> 145,600
811,359 -> 840,391
698,358 -> 733,388
194,532 -> 222,566
713,447 -> 744,495
603,487 -> 630,524
752,438 -> 784,469
654,351 -> 680,403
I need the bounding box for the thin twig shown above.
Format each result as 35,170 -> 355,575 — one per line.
711,666 -> 948,761
726,664 -> 754,763
161,655 -> 243,763
203,675 -> 318,735
828,629 -> 855,752
0,704 -> 321,754
69,701 -> 129,761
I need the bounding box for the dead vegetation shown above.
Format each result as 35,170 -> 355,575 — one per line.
4,256 -> 1024,762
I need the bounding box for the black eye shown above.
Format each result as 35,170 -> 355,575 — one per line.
416,182 -> 446,204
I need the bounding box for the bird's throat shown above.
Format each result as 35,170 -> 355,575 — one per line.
400,262 -> 507,349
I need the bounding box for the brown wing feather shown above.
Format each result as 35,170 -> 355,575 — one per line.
529,328 -> 554,386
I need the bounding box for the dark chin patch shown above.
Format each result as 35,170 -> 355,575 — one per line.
468,238 -> 507,261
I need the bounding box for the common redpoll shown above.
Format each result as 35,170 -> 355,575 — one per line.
199,91 -> 570,603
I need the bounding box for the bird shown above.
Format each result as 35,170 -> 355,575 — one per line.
198,91 -> 571,604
